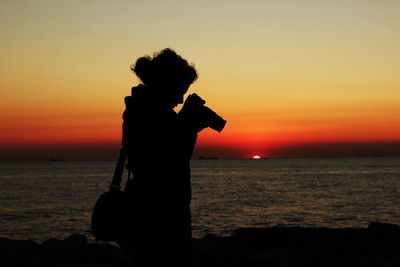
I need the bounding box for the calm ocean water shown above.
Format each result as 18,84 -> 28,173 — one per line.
0,158 -> 399,242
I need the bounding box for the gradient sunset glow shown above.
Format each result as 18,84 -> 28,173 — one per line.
1,1 -> 400,161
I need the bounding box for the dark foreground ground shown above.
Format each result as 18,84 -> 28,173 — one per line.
1,222 -> 400,266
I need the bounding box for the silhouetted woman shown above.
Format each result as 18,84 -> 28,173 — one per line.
122,49 -> 201,266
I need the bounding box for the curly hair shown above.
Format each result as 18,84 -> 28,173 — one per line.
132,48 -> 198,91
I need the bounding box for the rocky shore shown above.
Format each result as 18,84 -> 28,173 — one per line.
1,222 -> 400,266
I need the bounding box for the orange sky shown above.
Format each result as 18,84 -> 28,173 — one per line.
1,1 -> 400,160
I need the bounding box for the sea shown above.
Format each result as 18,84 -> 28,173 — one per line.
0,158 -> 399,243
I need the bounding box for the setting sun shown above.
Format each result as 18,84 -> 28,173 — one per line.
252,155 -> 261,159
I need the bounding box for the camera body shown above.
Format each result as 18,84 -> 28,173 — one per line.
181,93 -> 226,132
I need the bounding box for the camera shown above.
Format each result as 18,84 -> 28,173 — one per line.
181,93 -> 226,132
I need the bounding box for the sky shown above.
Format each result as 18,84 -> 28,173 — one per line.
1,0 -> 400,160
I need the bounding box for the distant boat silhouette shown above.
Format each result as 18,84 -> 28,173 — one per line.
199,155 -> 218,160
49,158 -> 63,162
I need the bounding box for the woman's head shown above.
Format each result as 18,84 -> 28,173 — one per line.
132,49 -> 197,107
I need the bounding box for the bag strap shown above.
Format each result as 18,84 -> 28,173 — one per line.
109,148 -> 126,192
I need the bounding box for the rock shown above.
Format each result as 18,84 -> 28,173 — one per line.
230,226 -> 365,251
0,237 -> 39,253
284,245 -> 328,267
367,222 -> 400,239
1,223 -> 400,266
249,249 -> 285,265
63,233 -> 88,248
192,236 -> 246,266
0,238 -> 41,266
42,238 -> 63,248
